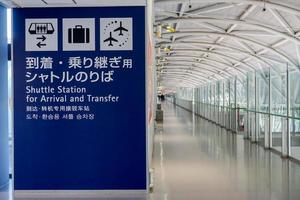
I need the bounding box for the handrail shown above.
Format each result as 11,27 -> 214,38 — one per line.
193,101 -> 300,120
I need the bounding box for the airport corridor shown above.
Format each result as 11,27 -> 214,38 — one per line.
150,101 -> 300,200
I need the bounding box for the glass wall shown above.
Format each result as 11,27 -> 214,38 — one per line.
248,72 -> 255,141
257,70 -> 269,146
270,67 -> 287,153
289,70 -> 300,160
236,77 -> 247,135
172,64 -> 300,162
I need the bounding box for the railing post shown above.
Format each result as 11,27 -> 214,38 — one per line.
255,71 -> 260,142
228,80 -> 231,131
218,82 -> 220,125
265,67 -> 272,149
251,72 -> 257,142
282,64 -> 290,157
245,73 -> 250,139
223,81 -> 225,128
234,76 -> 237,133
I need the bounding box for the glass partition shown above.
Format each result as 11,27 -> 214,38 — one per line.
291,119 -> 300,161
290,70 -> 300,160
230,78 -> 236,131
248,72 -> 255,139
270,67 -> 287,153
258,70 -> 269,145
236,77 -> 247,134
179,63 -> 300,162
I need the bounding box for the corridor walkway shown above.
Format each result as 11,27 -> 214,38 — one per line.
150,101 -> 300,200
1,101 -> 300,200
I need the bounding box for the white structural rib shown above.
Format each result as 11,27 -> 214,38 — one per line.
160,73 -> 206,84
269,8 -> 294,35
155,0 -> 300,17
156,18 -> 300,45
162,55 -> 247,75
160,77 -> 200,86
188,2 -> 243,15
162,69 -> 218,81
172,3 -> 186,42
162,64 -> 228,79
159,41 -> 274,68
155,0 -> 300,88
162,31 -> 298,68
162,60 -> 232,76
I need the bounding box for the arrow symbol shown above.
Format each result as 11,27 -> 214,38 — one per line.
36,35 -> 46,41
37,42 -> 46,48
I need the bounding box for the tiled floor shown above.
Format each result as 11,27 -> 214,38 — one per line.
1,101 -> 300,200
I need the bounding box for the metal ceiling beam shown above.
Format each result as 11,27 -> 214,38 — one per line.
156,10 -> 178,18
160,59 -> 236,77
187,2 -> 242,15
160,71 -> 210,81
158,41 -> 274,68
194,22 -> 225,33
161,79 -> 198,87
157,16 -> 300,71
162,54 -> 248,75
229,30 -> 274,37
162,48 -> 256,71
155,0 -> 300,17
156,17 -> 300,44
172,3 -> 186,42
161,68 -> 218,81
160,77 -> 200,86
233,39 -> 256,54
162,31 -> 299,68
239,38 -> 291,68
155,0 -> 300,88
161,64 -> 225,79
227,4 -> 257,32
161,60 -> 232,77
269,8 -> 295,35
160,74 -> 206,84
162,81 -> 196,87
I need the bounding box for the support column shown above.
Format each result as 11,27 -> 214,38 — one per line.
252,71 -> 258,142
223,81 -> 225,128
213,84 -> 216,122
245,73 -> 250,139
234,76 -> 237,133
217,82 -> 220,125
210,84 -> 212,121
265,67 -> 272,149
200,87 -> 202,116
282,64 -> 291,157
204,85 -> 208,119
228,80 -> 231,131
0,5 -> 9,189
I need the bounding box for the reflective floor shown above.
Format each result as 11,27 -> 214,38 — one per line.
149,102 -> 300,200
1,101 -> 300,200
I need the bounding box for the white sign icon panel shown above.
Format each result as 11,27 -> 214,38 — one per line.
100,18 -> 133,51
63,18 -> 95,51
25,19 -> 58,52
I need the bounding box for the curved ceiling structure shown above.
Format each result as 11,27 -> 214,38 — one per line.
155,0 -> 300,88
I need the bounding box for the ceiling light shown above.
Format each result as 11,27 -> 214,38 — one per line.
166,26 -> 176,33
164,47 -> 171,52
156,25 -> 162,38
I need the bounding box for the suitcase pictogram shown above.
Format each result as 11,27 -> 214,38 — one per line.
68,25 -> 90,44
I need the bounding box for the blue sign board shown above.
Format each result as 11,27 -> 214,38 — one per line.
13,7 -> 146,190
